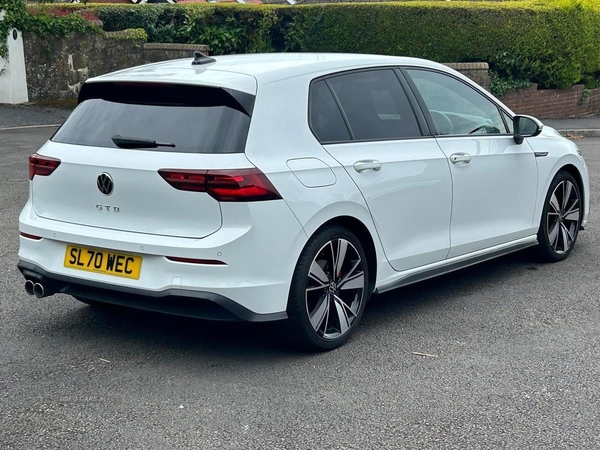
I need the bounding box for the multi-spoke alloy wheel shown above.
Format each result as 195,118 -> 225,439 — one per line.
283,226 -> 370,351
546,179 -> 580,254
306,238 -> 364,340
537,171 -> 582,262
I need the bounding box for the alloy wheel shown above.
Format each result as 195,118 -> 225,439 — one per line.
546,180 -> 580,255
305,238 -> 365,340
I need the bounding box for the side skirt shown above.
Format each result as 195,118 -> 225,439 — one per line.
375,235 -> 538,294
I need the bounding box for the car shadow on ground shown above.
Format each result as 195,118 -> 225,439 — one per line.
34,250 -> 540,361
365,250 -> 536,322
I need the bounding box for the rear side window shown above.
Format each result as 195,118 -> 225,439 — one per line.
309,80 -> 351,143
52,83 -> 254,154
328,70 -> 422,141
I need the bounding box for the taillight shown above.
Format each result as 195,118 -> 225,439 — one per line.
158,168 -> 281,202
29,154 -> 61,180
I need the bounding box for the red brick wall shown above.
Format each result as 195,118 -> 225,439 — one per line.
499,84 -> 600,119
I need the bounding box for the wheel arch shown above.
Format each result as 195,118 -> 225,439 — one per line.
308,216 -> 378,296
559,163 -> 585,203
534,152 -> 588,229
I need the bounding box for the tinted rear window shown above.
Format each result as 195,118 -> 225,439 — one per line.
328,70 -> 422,141
309,80 -> 351,143
52,83 -> 254,154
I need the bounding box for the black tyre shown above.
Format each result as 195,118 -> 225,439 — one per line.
282,225 -> 370,351
535,171 -> 582,262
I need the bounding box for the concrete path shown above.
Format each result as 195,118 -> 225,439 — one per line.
544,117 -> 600,137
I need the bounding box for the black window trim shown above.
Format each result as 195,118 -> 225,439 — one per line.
400,66 -> 515,138
308,66 -> 434,145
324,78 -> 355,141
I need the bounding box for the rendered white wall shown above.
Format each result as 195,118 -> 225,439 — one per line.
0,28 -> 29,104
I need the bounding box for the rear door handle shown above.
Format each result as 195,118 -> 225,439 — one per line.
353,160 -> 382,173
450,153 -> 472,165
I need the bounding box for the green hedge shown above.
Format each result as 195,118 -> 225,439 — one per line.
27,1 -> 600,89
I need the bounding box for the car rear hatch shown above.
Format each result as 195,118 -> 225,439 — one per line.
31,81 -> 257,239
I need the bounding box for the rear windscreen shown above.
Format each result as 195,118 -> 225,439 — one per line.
51,82 -> 255,154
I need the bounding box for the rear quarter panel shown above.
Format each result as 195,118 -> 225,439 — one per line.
243,74 -> 397,286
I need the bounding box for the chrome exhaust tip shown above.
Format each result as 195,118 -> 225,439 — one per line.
33,283 -> 45,299
25,280 -> 35,296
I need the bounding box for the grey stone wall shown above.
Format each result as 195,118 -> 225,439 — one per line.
23,33 -> 209,101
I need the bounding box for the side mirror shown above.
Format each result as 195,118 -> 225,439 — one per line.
513,115 -> 543,145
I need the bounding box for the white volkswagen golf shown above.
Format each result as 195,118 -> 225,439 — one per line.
19,53 -> 589,350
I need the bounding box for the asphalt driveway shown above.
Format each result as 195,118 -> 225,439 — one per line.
1,127 -> 599,449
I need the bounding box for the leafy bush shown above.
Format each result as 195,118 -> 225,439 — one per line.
0,0 -> 29,59
94,4 -> 186,42
277,1 -> 600,89
25,8 -> 99,38
490,71 -> 532,97
581,74 -> 600,89
22,1 -> 600,90
96,5 -> 279,54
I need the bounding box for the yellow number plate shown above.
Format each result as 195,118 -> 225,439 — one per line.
64,245 -> 142,280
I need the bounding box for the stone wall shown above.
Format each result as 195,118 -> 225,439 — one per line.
23,32 -> 208,101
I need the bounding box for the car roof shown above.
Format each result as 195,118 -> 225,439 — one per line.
88,53 -> 450,95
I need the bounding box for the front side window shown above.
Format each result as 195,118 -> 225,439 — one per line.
407,69 -> 507,136
327,70 -> 422,141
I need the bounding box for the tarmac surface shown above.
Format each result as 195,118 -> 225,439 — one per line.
0,104 -> 71,129
1,112 -> 599,449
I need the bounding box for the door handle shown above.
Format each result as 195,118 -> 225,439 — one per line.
450,153 -> 472,165
353,160 -> 382,173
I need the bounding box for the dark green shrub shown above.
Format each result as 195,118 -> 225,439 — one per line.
490,71 -> 532,97
23,1 -> 600,90
25,10 -> 99,38
278,1 -> 600,89
95,5 -> 187,43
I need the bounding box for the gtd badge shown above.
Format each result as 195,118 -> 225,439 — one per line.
96,204 -> 120,212
97,173 -> 114,195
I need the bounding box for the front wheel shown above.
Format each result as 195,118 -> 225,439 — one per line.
283,226 -> 370,351
536,171 -> 582,262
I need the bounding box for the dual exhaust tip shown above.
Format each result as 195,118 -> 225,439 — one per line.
24,280 -> 48,299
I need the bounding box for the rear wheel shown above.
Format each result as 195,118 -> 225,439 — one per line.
283,226 -> 370,351
536,171 -> 582,262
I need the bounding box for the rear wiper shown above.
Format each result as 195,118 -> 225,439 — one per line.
111,134 -> 176,149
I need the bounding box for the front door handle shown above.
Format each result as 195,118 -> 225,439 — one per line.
353,160 -> 382,173
450,153 -> 472,165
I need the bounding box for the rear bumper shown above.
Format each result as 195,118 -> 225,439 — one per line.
19,260 -> 287,322
19,199 -> 309,317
